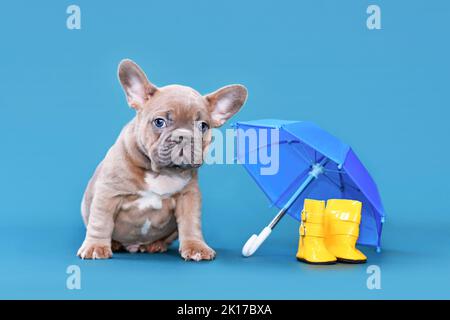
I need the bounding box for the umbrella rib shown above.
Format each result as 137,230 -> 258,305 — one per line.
322,173 -> 342,189
272,167 -> 310,207
236,135 -> 314,166
290,145 -> 313,165
298,141 -> 314,164
286,140 -> 314,165
323,168 -> 347,174
342,181 -> 361,192
323,172 -> 360,193
237,140 -> 290,160
339,171 -> 345,193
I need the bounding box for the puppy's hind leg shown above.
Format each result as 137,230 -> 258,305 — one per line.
111,240 -> 126,252
142,230 -> 178,253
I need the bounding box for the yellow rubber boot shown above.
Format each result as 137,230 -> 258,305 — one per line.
325,199 -> 367,264
296,199 -> 337,265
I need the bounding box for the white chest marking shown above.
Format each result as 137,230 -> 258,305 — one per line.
144,172 -> 192,196
134,172 -> 192,210
140,218 -> 152,235
136,190 -> 163,210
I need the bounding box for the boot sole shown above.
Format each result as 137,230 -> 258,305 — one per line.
296,257 -> 337,265
337,258 -> 367,264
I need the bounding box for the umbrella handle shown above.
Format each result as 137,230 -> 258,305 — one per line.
242,227 -> 272,257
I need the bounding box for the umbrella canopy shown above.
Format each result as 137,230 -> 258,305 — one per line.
235,119 -> 385,250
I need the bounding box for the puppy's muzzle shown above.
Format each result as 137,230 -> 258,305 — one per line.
157,128 -> 203,168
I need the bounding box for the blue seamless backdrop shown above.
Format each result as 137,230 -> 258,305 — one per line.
0,0 -> 449,299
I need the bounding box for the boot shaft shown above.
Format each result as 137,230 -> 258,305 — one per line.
302,199 -> 326,224
324,199 -> 367,263
325,199 -> 362,224
297,199 -> 337,264
325,199 -> 362,237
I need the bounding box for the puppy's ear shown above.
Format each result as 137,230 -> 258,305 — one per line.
118,59 -> 158,110
205,85 -> 248,127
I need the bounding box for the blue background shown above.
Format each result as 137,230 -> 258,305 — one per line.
1,0 -> 449,299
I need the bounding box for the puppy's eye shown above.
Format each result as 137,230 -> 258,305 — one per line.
153,118 -> 166,128
199,122 -> 209,133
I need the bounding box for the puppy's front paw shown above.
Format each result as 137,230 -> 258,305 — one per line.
179,240 -> 216,261
77,240 -> 112,260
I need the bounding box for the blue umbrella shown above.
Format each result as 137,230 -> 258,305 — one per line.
235,119 -> 385,257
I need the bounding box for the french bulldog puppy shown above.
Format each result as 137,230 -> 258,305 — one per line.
78,59 -> 247,261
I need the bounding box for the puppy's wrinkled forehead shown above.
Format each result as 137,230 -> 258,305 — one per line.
145,85 -> 209,123
118,59 -> 247,128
